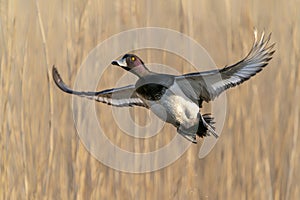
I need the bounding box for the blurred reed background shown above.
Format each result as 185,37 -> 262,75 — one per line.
0,0 -> 299,199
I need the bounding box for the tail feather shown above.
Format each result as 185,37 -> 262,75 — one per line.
177,113 -> 217,143
196,113 -> 216,138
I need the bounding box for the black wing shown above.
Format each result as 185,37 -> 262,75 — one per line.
52,67 -> 147,107
176,30 -> 275,103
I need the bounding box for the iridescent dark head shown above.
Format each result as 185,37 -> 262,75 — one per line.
112,54 -> 150,77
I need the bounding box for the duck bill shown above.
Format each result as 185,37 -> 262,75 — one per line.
111,58 -> 127,67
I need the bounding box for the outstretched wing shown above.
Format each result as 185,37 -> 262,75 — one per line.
177,30 -> 275,103
52,67 -> 147,107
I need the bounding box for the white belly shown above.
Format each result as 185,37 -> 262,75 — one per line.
147,84 -> 199,128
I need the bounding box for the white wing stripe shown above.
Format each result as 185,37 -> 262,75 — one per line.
84,95 -> 144,106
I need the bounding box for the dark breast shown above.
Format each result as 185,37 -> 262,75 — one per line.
136,84 -> 167,101
135,74 -> 175,101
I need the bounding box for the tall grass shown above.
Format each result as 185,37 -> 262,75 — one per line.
0,0 -> 299,199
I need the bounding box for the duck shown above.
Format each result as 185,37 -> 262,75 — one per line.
52,30 -> 275,143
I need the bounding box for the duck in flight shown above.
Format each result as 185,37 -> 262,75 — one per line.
52,30 -> 275,143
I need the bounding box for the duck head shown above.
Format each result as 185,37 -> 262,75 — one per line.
111,54 -> 151,77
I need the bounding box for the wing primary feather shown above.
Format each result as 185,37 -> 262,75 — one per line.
176,30 -> 275,103
52,66 -> 146,107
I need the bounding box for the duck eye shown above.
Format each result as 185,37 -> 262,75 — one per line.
131,56 -> 135,61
